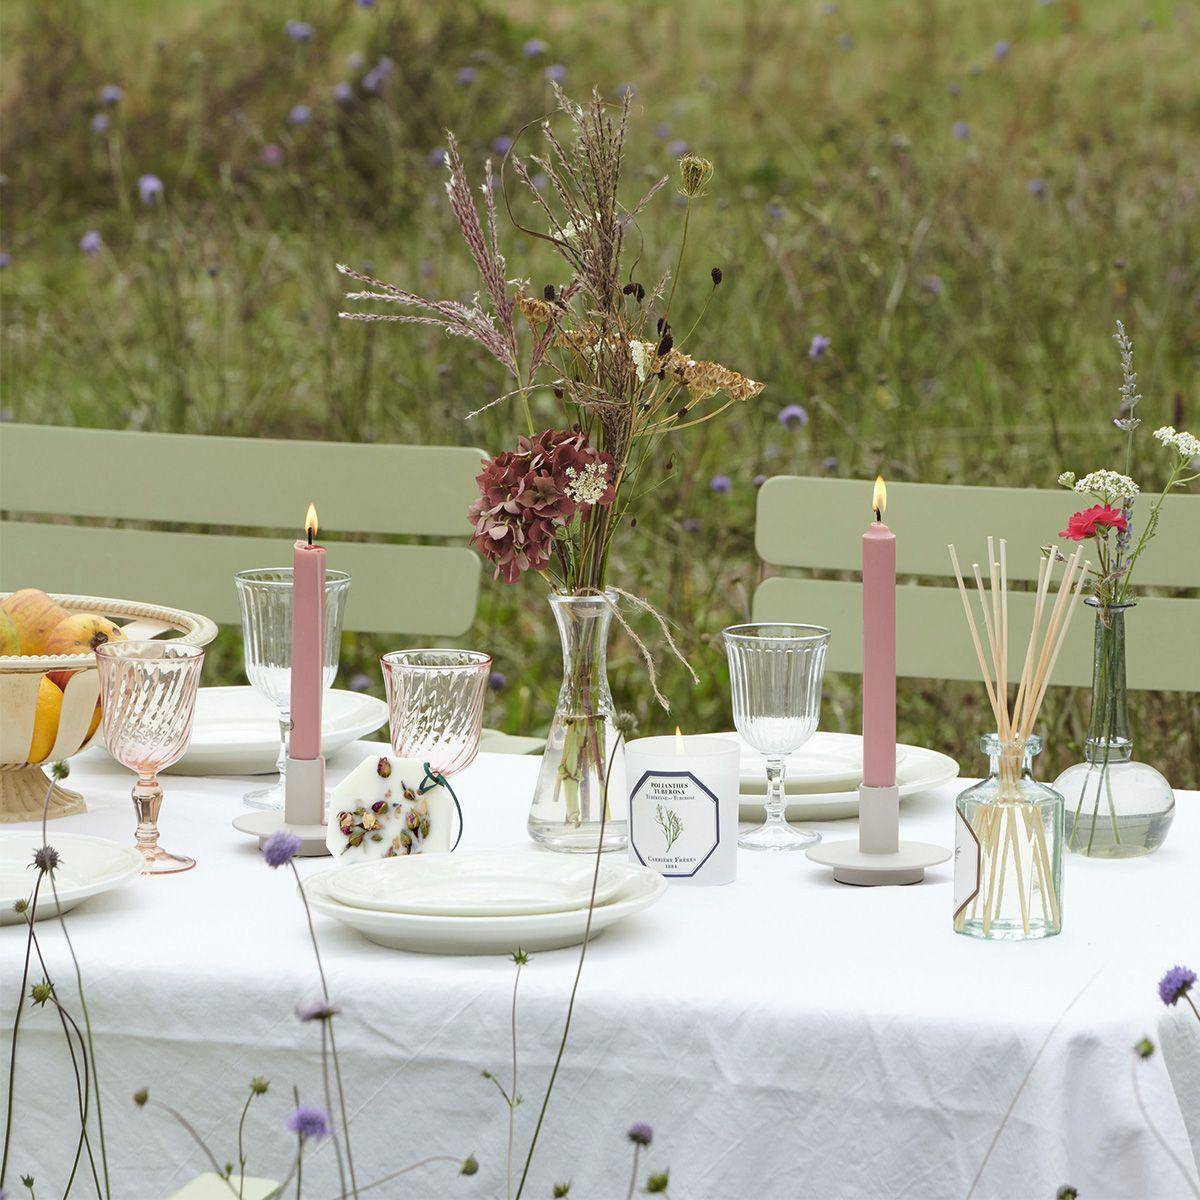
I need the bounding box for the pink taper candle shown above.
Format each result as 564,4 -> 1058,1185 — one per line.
289,503 -> 325,761
862,476 -> 896,788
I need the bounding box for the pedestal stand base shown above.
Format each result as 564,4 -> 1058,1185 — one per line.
232,755 -> 330,857
231,810 -> 331,857
805,840 -> 950,885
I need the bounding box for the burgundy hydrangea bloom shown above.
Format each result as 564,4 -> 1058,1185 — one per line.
468,428 -> 615,584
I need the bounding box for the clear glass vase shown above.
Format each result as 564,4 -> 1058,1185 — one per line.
527,591 -> 627,853
1054,600 -> 1174,859
954,734 -> 1063,941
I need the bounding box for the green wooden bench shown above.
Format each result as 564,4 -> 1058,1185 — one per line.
0,423 -> 542,753
752,477 -> 1199,692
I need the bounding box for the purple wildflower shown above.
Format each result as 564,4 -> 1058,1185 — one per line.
627,1123 -> 653,1147
284,19 -> 314,42
91,112 -> 110,134
546,63 -> 567,83
348,671 -> 372,693
1028,178 -> 1047,198
33,845 -> 59,872
710,475 -> 732,494
948,81 -> 962,97
523,38 -> 548,58
654,122 -> 671,139
778,403 -> 809,429
753,474 -> 767,488
261,143 -> 283,167
296,998 -> 341,1022
286,1106 -> 330,1140
289,104 -> 311,126
837,33 -> 854,50
80,230 -> 103,257
531,172 -> 548,191
262,829 -> 302,868
682,517 -> 701,534
666,139 -> 689,157
808,335 -> 830,360
375,55 -> 395,77
822,456 -> 839,472
356,0 -> 375,6
333,81 -> 353,103
456,66 -> 476,85
1158,965 -> 1196,1007
922,274 -> 944,296
361,68 -> 383,93
491,135 -> 513,156
488,671 -> 506,692
766,203 -> 785,220
993,40 -> 1011,59
427,147 -> 447,167
952,121 -> 970,140
138,174 -> 164,206
0,252 -> 11,270
100,84 -> 123,105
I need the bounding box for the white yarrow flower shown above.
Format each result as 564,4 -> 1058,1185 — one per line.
1152,425 -> 1176,446
1057,471 -> 1076,488
1073,469 -> 1140,505
1153,425 -> 1199,461
630,341 -> 650,383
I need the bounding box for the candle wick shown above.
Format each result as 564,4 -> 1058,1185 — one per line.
307,528 -> 313,546
874,507 -> 881,523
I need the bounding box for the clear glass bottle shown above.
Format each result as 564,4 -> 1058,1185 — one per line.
1055,600 -> 1174,859
954,734 -> 1063,941
527,591 -> 627,853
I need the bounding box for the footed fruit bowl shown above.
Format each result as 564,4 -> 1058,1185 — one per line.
0,593 -> 217,822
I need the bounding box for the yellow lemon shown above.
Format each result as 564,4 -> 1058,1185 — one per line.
28,676 -> 63,763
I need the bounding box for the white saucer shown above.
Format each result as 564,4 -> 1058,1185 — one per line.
328,851 -> 625,916
303,858 -> 666,955
167,687 -> 387,776
0,832 -> 143,924
713,731 -> 910,795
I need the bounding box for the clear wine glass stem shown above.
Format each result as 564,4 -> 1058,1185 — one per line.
132,775 -> 164,861
764,756 -> 788,827
276,714 -> 290,783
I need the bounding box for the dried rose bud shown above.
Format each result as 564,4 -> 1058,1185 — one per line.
371,800 -> 386,813
376,758 -> 392,778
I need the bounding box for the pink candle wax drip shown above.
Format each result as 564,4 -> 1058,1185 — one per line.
289,503 -> 326,761
862,477 -> 896,788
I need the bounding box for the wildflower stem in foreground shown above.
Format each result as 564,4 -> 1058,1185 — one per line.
1131,1054 -> 1200,1198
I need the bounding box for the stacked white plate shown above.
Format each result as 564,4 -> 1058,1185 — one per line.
0,833 -> 142,925
710,731 -> 960,821
304,850 -> 666,955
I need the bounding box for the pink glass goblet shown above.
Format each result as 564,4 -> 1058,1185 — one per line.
380,649 -> 490,779
96,641 -> 204,875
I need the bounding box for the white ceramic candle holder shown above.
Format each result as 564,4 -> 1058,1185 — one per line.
232,754 -> 330,857
627,735 -> 739,885
806,782 -> 948,885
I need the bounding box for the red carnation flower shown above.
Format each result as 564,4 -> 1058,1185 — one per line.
1059,504 -> 1127,542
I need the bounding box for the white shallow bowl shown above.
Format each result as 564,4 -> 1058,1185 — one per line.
166,686 -> 388,776
739,743 -> 960,821
328,850 -> 626,917
304,858 -> 666,955
0,832 -> 142,925
715,731 -> 909,795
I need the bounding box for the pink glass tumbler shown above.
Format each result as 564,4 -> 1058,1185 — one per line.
96,641 -> 204,875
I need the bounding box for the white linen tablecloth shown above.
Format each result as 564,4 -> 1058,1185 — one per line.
2,744 -> 1197,1200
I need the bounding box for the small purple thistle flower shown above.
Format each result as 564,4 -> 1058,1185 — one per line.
427,147 -> 447,167
808,335 -> 831,360
488,671 -> 506,692
681,517 -> 701,534
456,66 -> 476,85
137,174 -> 164,206
80,230 -> 103,258
0,252 -> 11,270
993,40 -> 1011,60
491,135 -> 513,156
288,104 -> 311,126
361,68 -> 383,94
91,112 -> 110,134
627,1123 -> 653,1147
262,829 -> 302,869
1157,965 -> 1196,1007
822,456 -> 839,472
666,139 -> 689,157
752,474 -> 767,488
710,475 -> 732,494
348,671 -> 371,693
1028,178 -> 1047,198
654,122 -> 671,139
261,143 -> 283,167
286,1105 -> 331,1140
952,120 -> 970,141
284,19 -> 314,43
296,998 -> 341,1022
100,84 -> 123,105
778,403 -> 809,429
523,38 -> 548,58
333,81 -> 353,103
546,63 -> 567,83
766,202 -> 785,220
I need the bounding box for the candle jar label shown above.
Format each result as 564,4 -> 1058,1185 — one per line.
952,807 -> 981,920
629,770 -> 720,879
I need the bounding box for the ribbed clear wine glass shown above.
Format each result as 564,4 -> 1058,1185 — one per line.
723,623 -> 831,851
381,650 -> 490,778
95,640 -> 205,875
234,568 -> 351,810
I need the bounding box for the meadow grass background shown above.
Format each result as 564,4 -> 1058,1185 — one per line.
2,0 -> 1197,783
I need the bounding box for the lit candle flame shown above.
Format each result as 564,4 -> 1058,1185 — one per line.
675,725 -> 685,755
305,503 -> 319,544
872,475 -> 887,521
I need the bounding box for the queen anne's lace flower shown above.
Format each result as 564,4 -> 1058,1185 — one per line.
1072,470 -> 1140,505
1153,425 -> 1200,460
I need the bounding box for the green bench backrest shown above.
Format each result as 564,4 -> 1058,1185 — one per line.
0,424 -> 485,636
752,477 -> 1199,691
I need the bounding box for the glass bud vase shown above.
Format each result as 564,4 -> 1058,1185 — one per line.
1055,600 -> 1174,859
528,591 -> 628,853
954,734 -> 1063,942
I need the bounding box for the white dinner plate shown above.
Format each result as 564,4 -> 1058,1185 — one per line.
166,686 -> 388,776
712,731 -> 909,795
739,743 -> 960,821
328,851 -> 626,917
0,832 -> 142,925
304,858 -> 666,955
